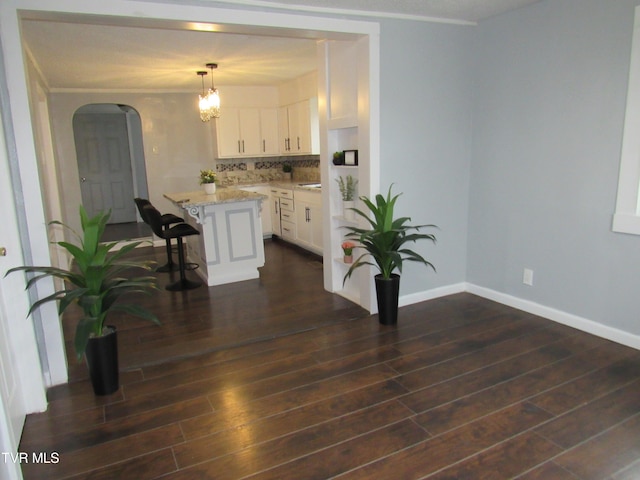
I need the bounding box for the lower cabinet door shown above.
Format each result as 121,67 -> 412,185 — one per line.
281,220 -> 296,240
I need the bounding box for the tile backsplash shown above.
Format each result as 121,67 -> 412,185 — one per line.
216,155 -> 320,186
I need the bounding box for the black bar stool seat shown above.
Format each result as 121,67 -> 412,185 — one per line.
143,204 -> 202,291
134,198 -> 183,273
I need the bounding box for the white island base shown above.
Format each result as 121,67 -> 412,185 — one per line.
165,189 -> 266,286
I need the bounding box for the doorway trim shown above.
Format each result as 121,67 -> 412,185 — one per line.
72,104 -> 148,223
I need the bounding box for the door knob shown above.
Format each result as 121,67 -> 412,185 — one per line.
81,177 -> 87,182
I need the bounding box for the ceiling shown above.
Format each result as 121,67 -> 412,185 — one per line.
20,0 -> 542,91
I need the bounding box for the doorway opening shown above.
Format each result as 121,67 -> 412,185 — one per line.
72,104 -> 151,241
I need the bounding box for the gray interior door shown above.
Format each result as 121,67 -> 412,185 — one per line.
73,112 -> 137,223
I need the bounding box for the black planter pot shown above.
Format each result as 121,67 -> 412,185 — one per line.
85,326 -> 119,396
375,274 -> 400,325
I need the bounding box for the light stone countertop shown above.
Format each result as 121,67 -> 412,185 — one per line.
164,188 -> 267,208
232,180 -> 323,192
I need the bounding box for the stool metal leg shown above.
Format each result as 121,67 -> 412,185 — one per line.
166,237 -> 201,291
156,226 -> 179,273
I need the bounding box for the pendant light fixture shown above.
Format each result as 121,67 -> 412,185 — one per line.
197,63 -> 221,122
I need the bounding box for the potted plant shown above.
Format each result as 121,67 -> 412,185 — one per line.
342,185 -> 437,325
6,206 -> 160,395
341,241 -> 355,263
199,169 -> 217,194
336,175 -> 358,220
282,162 -> 292,180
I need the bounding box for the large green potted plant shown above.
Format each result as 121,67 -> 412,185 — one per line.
6,206 -> 160,395
343,185 -> 437,325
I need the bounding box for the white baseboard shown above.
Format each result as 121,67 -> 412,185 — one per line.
466,283 -> 640,351
399,282 -> 467,308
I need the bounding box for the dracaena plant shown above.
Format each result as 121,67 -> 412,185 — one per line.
6,206 -> 159,360
343,185 -> 437,283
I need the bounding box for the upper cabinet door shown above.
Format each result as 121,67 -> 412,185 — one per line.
238,108 -> 261,156
295,100 -> 312,154
278,105 -> 290,153
216,108 -> 263,158
279,100 -> 315,155
216,108 -> 241,157
260,108 -> 279,155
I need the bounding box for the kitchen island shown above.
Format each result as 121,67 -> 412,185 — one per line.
164,188 -> 267,286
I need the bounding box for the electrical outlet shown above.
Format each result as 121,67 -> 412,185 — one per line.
523,268 -> 534,286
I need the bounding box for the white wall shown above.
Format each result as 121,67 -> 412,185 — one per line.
469,0 -> 640,338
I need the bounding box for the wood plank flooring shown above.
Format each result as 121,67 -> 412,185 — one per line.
19,240 -> 640,479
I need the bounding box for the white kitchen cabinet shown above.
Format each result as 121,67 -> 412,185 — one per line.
216,107 -> 279,158
260,108 -> 280,155
278,105 -> 291,153
278,100 -> 318,155
279,195 -> 296,241
295,189 -> 323,254
269,188 -> 281,236
270,187 -> 295,239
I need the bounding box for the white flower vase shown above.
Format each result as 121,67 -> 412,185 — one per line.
203,183 -> 216,194
343,200 -> 355,221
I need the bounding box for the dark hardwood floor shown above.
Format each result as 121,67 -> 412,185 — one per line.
19,240 -> 640,479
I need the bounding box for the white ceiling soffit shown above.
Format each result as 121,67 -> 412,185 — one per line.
212,0 -> 544,24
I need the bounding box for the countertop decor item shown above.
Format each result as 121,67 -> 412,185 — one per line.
336,175 -> 358,202
282,163 -> 292,180
342,241 -> 355,263
200,169 -> 217,194
342,185 -> 437,325
6,206 -> 159,395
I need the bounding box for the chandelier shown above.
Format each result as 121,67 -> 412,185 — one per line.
197,63 -> 221,122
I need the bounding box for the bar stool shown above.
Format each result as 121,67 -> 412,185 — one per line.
134,198 -> 184,273
143,204 -> 202,291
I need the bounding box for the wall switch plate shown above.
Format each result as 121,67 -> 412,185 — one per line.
523,268 -> 534,286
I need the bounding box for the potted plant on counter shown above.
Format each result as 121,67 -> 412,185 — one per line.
200,169 -> 217,194
336,175 -> 358,221
6,206 -> 160,395
342,185 -> 437,325
282,162 -> 292,180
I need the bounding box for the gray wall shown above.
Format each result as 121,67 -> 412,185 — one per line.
468,0 -> 640,333
379,19 -> 474,294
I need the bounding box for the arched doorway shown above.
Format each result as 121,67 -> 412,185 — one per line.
72,104 -> 151,240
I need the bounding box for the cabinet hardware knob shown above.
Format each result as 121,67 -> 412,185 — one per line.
0,247 -> 6,256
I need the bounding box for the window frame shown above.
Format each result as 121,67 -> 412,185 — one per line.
613,6 -> 640,235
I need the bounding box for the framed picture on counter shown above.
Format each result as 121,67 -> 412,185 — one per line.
343,150 -> 358,166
